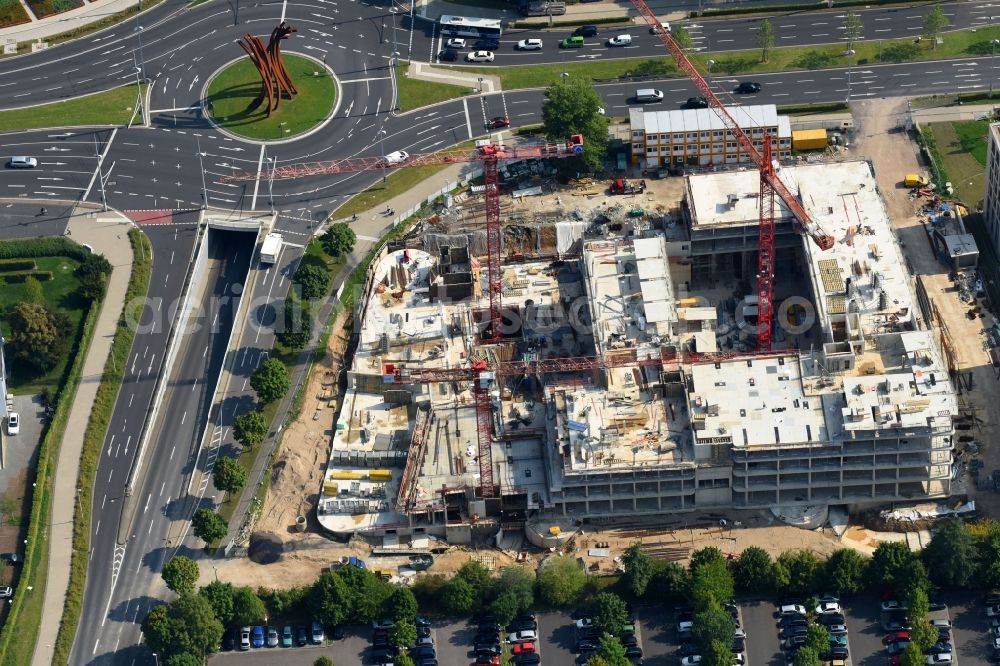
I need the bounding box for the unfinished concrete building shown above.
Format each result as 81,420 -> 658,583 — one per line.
317,159 -> 956,540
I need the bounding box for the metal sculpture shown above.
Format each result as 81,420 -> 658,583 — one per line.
237,21 -> 299,117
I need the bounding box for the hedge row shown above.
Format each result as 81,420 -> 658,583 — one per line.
52,229 -> 152,664
0,260 -> 37,271
2,272 -> 53,284
514,15 -> 632,28
0,237 -> 89,261
696,0 -> 916,18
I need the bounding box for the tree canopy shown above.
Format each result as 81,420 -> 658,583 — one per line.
212,456 -> 247,496
537,556 -> 586,607
293,261 -> 331,300
233,410 -> 268,448
7,302 -> 68,371
922,518 -> 977,588
141,594 -> 223,660
231,586 -> 267,626
277,292 -> 312,350
590,592 -> 628,637
76,253 -> 113,301
250,357 -> 290,404
309,571 -> 352,628
774,550 -> 821,597
191,508 -> 228,544
922,3 -> 949,48
541,77 -> 609,174
441,576 -> 476,615
692,605 -> 735,654
623,543 -> 655,598
161,555 -> 200,595
821,549 -> 869,596
757,18 -> 775,63
199,580 -> 235,625
732,546 -> 774,595
321,223 -> 357,257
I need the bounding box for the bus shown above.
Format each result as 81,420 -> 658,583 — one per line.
438,15 -> 503,39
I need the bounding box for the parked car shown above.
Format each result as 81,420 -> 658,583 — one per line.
296,625 -> 308,646
884,631 -> 911,644
281,625 -> 293,647
6,413 -> 18,436
239,627 -> 251,651
509,630 -> 537,643
881,600 -> 905,612
817,613 -> 845,626
817,602 -> 842,614
311,621 -> 324,644
466,50 -> 495,62
829,635 -> 848,648
779,605 -> 807,616
925,654 -> 952,665
827,625 -> 848,636
517,38 -> 543,50
735,81 -> 762,94
266,626 -> 279,647
887,641 -> 911,656
513,642 -> 536,655
446,38 -> 466,48
576,618 -> 594,629
576,639 -> 599,653
516,654 -> 541,665
780,616 -> 808,628
682,656 -> 703,666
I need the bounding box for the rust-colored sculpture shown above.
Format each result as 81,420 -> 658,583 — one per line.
237,21 -> 299,117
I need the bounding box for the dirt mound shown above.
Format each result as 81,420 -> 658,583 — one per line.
248,532 -> 284,564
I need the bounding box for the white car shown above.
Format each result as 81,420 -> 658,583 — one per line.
678,620 -> 694,633
925,654 -> 952,665
817,602 -> 842,615
734,628 -> 746,639
881,600 -> 904,612
0,587 -> 11,598
575,618 -> 593,629
508,630 -> 536,643
650,22 -> 671,34
6,156 -> 36,169
446,38 -> 466,48
988,605 -> 1000,618
931,619 -> 951,629
734,654 -> 746,666
681,657 -> 702,666
828,625 -> 848,635
607,34 -> 632,47
993,636 -> 1000,650
383,151 -> 410,166
6,413 -> 18,436
466,50 -> 495,62
239,627 -> 252,651
517,38 -> 543,50
779,604 -> 807,616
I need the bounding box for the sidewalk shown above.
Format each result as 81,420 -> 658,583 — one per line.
31,208 -> 134,666
408,61 -> 501,93
0,0 -> 137,45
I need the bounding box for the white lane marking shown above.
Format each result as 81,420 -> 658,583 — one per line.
250,143 -> 265,210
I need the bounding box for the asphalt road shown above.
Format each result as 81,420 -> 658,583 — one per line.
73,227 -> 255,666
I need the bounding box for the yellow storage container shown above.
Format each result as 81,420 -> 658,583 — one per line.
323,482 -> 339,496
330,470 -> 364,480
792,129 -> 828,151
369,470 -> 393,482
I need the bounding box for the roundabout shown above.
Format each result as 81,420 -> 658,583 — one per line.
204,53 -> 337,142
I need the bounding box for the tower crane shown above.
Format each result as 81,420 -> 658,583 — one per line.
222,136 -> 585,499
629,0 -> 835,352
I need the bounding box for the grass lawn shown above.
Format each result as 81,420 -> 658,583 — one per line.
207,54 -> 335,140
398,61 -> 473,112
0,84 -> 143,131
0,256 -> 86,394
925,121 -> 987,207
954,120 -> 990,166
25,0 -> 81,18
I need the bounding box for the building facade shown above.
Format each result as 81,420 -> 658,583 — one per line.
629,104 -> 792,168
983,123 -> 1000,257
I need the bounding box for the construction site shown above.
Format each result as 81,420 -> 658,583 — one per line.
313,154 -> 958,546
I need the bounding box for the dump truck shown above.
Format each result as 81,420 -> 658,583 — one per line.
260,232 -> 283,265
610,178 -> 646,195
904,174 -> 930,189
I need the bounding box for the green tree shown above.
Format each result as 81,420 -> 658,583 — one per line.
672,24 -> 693,50
141,594 -> 224,659
396,655 -> 416,666
693,604 -> 735,654
793,646 -> 822,666
335,565 -> 393,622
441,576 -> 476,615
250,357 -> 290,404
704,638 -> 733,666
491,591 -> 521,627
870,541 -> 924,591
803,623 -> 829,654
23,275 -> 43,304
191,508 -> 228,544
821,549 -> 869,596
541,77 -> 609,174
732,546 -> 774,595
922,2 -> 949,49
690,547 -> 726,572
309,571 -> 352,628
76,253 -> 113,301
161,555 -> 200,595
390,620 -> 416,648
294,262 -> 331,300
843,11 -> 863,53
456,559 -> 494,597
690,554 -> 734,609
596,632 -> 631,666
277,293 -> 312,350
901,643 -> 925,666
622,544 -> 655,598
387,587 -> 418,623
231,586 -> 266,626
923,518 -> 977,588
774,550 -> 821,597
978,532 -> 1000,588
757,18 -> 775,63
910,619 -> 938,652
649,560 -> 690,600
314,657 -> 335,666
165,654 -> 203,666
199,580 -> 235,625
233,410 -> 268,448
537,556 -> 586,607
212,456 -> 247,497
7,302 -> 67,371
590,592 -> 628,636
321,223 -> 357,258
497,565 -> 535,610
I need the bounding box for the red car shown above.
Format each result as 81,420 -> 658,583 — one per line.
513,642 -> 535,654
476,657 -> 500,666
486,116 -> 510,129
883,631 -> 910,644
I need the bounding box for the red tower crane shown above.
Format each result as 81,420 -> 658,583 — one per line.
629,0 -> 835,352
222,136 -> 585,499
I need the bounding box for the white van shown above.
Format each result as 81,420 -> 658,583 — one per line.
635,88 -> 664,103
607,34 -> 632,47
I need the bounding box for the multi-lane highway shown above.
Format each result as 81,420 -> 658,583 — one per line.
0,0 -> 995,663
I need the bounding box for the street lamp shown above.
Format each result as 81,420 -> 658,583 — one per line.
134,25 -> 146,82
378,128 -> 388,186
389,7 -> 398,53
478,76 -> 484,94
152,653 -> 159,666
707,59 -> 715,74
991,39 -> 1000,97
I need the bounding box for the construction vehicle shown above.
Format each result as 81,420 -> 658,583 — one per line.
904,173 -> 930,188
259,232 -> 283,265
610,178 -> 646,195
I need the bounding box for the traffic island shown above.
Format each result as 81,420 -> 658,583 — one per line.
204,53 -> 336,142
